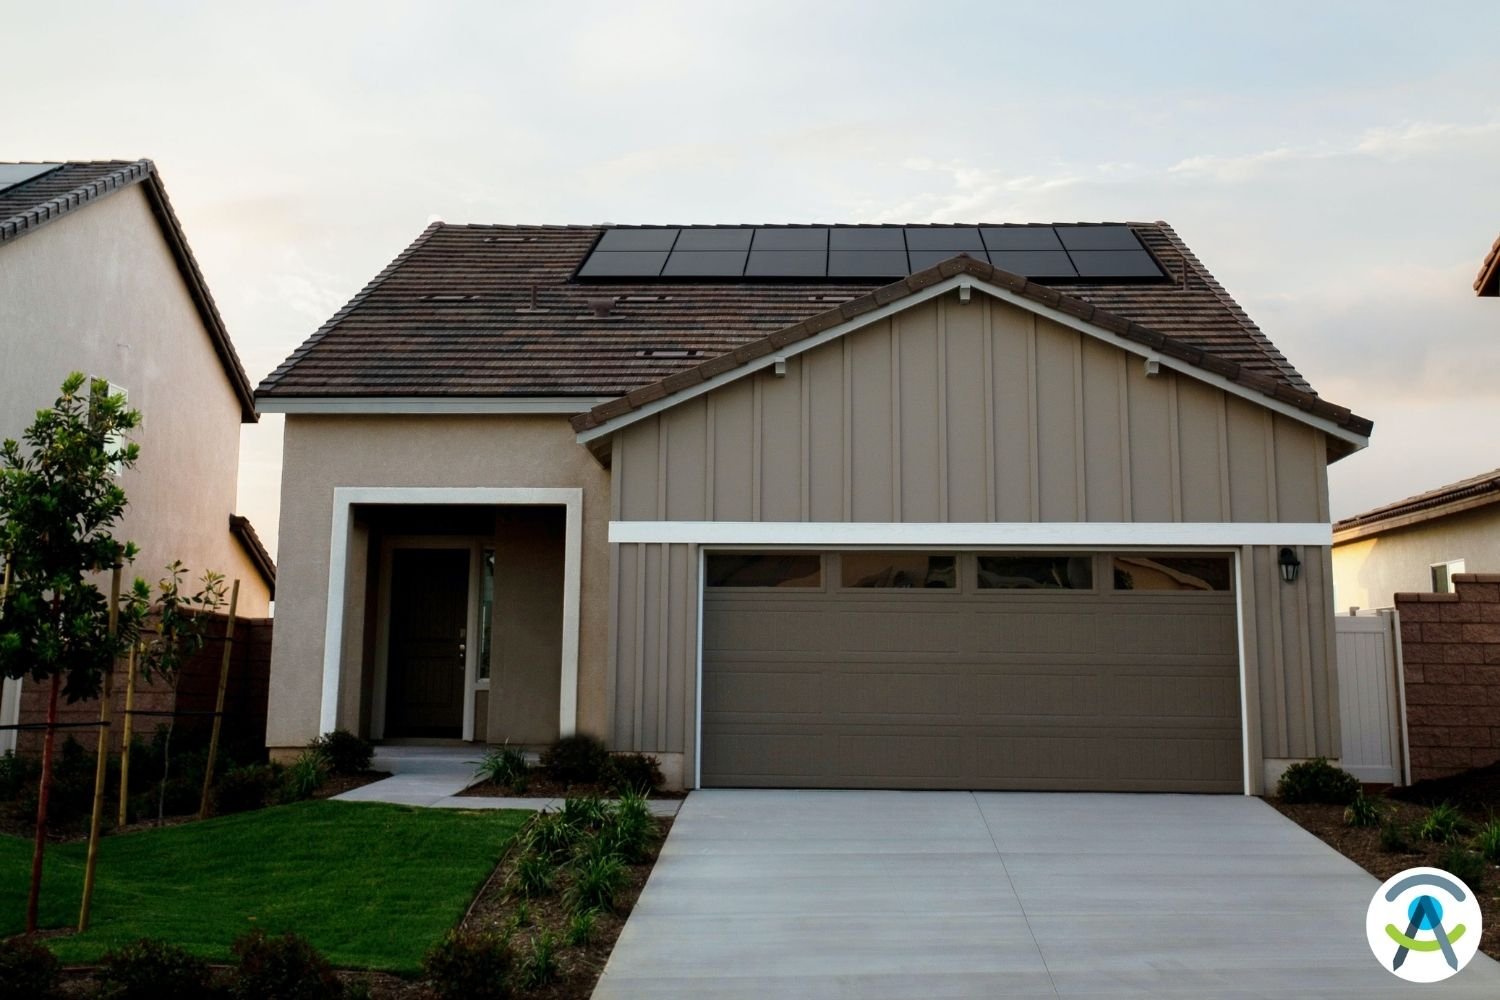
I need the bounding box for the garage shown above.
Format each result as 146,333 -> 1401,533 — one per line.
701,550 -> 1243,792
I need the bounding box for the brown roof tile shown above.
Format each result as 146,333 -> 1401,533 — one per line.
1335,467 -> 1500,538
1477,232 -> 1500,296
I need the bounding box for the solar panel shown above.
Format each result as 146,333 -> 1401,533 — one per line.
0,163 -> 61,195
577,224 -> 1167,283
661,250 -> 748,277
904,227 -> 984,251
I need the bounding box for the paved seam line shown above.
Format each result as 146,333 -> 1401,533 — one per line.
971,792 -> 1062,998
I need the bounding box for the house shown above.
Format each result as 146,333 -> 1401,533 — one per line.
257,222 -> 1371,794
1476,232 -> 1498,297
0,160 -> 274,754
1332,469 -> 1500,610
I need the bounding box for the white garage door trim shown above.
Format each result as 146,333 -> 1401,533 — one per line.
690,543 -> 1254,795
613,520 -> 1329,547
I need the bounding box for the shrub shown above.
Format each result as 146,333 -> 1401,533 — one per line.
566,908 -> 597,947
1473,819 -> 1500,862
1343,791 -> 1382,828
1438,845 -> 1488,891
507,850 -> 556,899
0,935 -> 60,999
473,745 -> 530,793
1379,821 -> 1411,853
421,929 -> 514,1000
509,899 -> 531,930
605,753 -> 663,795
1276,757 -> 1360,805
559,795 -> 609,833
214,763 -> 282,816
1414,802 -> 1466,844
97,938 -> 215,999
518,931 -> 560,988
599,793 -> 655,863
522,812 -> 580,860
309,730 -> 373,775
540,734 -> 610,786
0,750 -> 40,801
279,751 -> 330,804
229,930 -> 344,1000
567,852 -> 628,913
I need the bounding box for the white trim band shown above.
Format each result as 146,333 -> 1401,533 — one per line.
609,520 -> 1333,547
259,396 -> 611,416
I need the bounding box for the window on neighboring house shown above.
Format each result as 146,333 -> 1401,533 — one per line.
88,378 -> 128,476
1431,559 -> 1466,594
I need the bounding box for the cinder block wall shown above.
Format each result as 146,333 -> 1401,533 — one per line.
1395,574 -> 1500,780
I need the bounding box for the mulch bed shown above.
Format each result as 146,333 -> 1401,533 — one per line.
1270,797 -> 1500,962
459,774 -> 686,800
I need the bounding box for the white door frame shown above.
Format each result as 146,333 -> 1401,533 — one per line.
322,486 -> 583,738
689,540 -> 1256,794
371,536 -> 484,742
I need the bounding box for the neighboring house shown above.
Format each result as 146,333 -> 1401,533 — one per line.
1476,232 -> 1498,297
0,160 -> 275,754
257,222 -> 1371,794
1332,469 -> 1500,610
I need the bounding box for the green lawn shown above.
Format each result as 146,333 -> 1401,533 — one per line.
1,799 -> 527,973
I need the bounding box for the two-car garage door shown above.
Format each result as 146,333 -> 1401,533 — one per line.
700,551 -> 1243,792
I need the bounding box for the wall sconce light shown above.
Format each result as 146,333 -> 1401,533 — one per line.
1278,547 -> 1301,584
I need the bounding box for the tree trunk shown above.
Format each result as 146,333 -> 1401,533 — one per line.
26,672 -> 61,934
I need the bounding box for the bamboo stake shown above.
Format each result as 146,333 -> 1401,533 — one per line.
117,643 -> 138,827
79,565 -> 121,931
198,579 -> 239,820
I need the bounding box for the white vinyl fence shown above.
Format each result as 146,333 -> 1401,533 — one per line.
1335,610 -> 1408,785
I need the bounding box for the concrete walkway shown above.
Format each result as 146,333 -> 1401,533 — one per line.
332,745 -> 679,815
593,790 -> 1500,999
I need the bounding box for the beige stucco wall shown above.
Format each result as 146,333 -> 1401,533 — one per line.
266,414 -> 611,750
0,183 -> 268,615
608,289 -> 1340,791
1332,503 -> 1500,610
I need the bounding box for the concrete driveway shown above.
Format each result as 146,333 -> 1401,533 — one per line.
593,790 -> 1500,999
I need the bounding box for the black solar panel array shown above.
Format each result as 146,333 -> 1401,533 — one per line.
577,225 -> 1165,282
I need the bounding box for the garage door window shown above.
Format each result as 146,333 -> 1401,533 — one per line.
976,554 -> 1093,590
840,553 -> 955,589
1112,554 -> 1232,592
706,553 -> 822,588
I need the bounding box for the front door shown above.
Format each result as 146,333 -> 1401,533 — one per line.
385,548 -> 469,738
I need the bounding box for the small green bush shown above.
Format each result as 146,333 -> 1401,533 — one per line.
518,931 -> 560,988
0,935 -> 60,999
229,930 -> 344,1000
599,793 -> 655,863
559,796 -> 609,833
567,852 -> 628,913
0,750 -> 40,801
97,938 -> 215,999
473,745 -> 530,793
507,850 -> 556,899
565,908 -> 597,947
1379,821 -> 1412,853
1343,791 -> 1383,828
509,899 -> 531,930
522,812 -> 580,860
309,730 -> 373,775
279,750 -> 330,804
1276,757 -> 1360,805
1472,819 -> 1500,862
540,734 -> 610,786
1415,802 -> 1466,844
421,929 -> 514,1000
1438,845 -> 1488,891
605,753 -> 664,794
214,763 -> 282,816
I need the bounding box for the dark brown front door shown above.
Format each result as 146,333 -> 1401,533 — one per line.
385,548 -> 468,738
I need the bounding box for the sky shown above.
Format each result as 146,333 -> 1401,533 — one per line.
4,1 -> 1498,557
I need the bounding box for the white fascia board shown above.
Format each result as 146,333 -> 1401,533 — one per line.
258,396 -> 611,415
576,274 -> 1369,452
609,520 -> 1333,548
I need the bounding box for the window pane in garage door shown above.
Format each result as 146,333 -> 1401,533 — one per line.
840,553 -> 955,589
706,553 -> 822,588
976,554 -> 1093,590
1112,555 -> 1232,591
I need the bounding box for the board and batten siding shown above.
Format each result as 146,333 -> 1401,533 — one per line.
605,289 -> 1338,790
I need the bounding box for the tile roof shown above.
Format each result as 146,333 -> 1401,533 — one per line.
0,160 -> 257,421
229,514 -> 277,596
257,221 -> 1321,404
571,254 -> 1372,444
1477,232 -> 1500,296
1334,467 -> 1500,540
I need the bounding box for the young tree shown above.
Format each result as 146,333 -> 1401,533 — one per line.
0,374 -> 141,933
